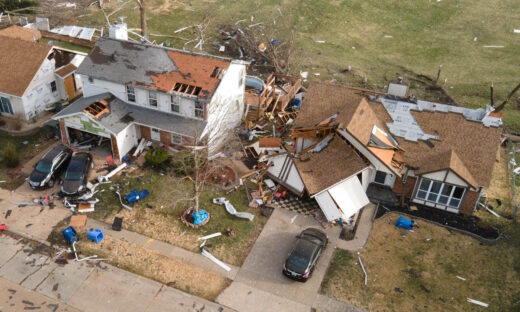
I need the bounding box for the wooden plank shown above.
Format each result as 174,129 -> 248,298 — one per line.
41,30 -> 95,48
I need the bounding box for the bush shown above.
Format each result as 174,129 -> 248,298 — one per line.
145,147 -> 169,168
3,142 -> 19,168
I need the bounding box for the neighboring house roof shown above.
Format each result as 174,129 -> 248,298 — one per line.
415,149 -> 478,188
0,36 -> 52,96
53,93 -> 206,137
294,136 -> 368,195
77,38 -> 231,99
393,110 -> 502,188
0,25 -> 41,42
55,63 -> 77,78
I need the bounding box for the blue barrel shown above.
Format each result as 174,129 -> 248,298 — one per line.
87,228 -> 104,244
395,216 -> 414,230
62,226 -> 77,244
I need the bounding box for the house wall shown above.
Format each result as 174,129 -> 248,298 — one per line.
0,92 -> 24,116
63,114 -> 111,138
20,58 -> 60,120
202,62 -> 246,155
116,123 -> 139,159
459,189 -> 481,215
392,175 -> 417,198
140,125 -> 151,140
55,75 -> 67,101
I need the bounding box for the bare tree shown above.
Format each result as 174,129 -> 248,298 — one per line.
134,0 -> 147,37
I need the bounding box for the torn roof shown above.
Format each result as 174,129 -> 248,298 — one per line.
0,36 -> 52,96
294,136 -> 368,195
77,38 -> 231,99
0,25 -> 41,42
52,93 -> 205,136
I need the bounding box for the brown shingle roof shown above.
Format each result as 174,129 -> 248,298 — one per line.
415,149 -> 478,188
294,136 -> 368,195
55,63 -> 77,78
0,26 -> 41,42
368,104 -> 502,187
0,36 -> 51,96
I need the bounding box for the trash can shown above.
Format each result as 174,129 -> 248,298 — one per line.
62,226 -> 78,244
395,216 -> 414,230
87,228 -> 104,244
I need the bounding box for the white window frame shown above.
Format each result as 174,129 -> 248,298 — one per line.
126,85 -> 136,102
194,101 -> 204,119
415,178 -> 465,209
170,95 -> 180,113
149,91 -> 158,107
171,133 -> 182,145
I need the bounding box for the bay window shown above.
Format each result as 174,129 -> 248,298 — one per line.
416,178 -> 465,209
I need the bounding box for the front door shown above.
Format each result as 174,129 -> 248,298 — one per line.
151,128 -> 161,141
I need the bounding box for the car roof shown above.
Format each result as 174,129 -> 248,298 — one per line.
71,152 -> 90,161
293,239 -> 319,259
42,144 -> 69,162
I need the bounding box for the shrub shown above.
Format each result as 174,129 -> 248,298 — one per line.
145,147 -> 169,168
3,142 -> 19,168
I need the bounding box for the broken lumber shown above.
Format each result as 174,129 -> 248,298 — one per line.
198,232 -> 222,241
467,298 -> 488,308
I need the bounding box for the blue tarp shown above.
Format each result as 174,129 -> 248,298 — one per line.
395,216 -> 414,230
192,209 -> 209,225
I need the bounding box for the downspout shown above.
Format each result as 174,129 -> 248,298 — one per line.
401,166 -> 409,208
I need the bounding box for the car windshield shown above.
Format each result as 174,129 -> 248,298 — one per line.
287,253 -> 310,270
65,160 -> 83,180
35,161 -> 52,174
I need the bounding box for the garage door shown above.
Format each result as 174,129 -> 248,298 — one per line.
328,176 -> 370,219
315,191 -> 342,221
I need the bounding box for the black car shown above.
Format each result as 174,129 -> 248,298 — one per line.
61,152 -> 92,195
283,228 -> 328,282
28,144 -> 72,189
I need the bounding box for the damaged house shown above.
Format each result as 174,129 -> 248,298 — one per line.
53,37 -> 246,159
0,26 -> 86,120
273,82 -> 502,221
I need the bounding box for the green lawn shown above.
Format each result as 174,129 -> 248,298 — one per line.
76,0 -> 520,129
0,127 -> 55,190
321,212 -> 520,311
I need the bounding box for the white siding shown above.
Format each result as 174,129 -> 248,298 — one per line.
63,114 -> 111,138
445,171 -> 469,187
422,170 -> 447,181
116,123 -> 138,159
202,62 -> 246,155
80,75 -> 126,99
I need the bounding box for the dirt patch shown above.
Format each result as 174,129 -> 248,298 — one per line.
200,162 -> 237,189
77,233 -> 231,301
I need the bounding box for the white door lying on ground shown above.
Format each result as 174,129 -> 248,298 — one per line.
151,128 -> 160,141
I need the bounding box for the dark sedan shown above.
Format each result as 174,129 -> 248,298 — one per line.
283,228 -> 328,282
61,152 -> 92,195
28,144 -> 72,189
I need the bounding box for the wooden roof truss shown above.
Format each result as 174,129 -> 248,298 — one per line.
173,82 -> 202,96
83,99 -> 109,119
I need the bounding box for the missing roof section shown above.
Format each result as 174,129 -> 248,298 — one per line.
173,82 -> 202,96
83,99 -> 109,119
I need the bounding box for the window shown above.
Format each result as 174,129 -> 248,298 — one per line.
0,97 -> 13,115
374,171 -> 387,184
415,178 -> 465,209
170,95 -> 179,113
50,81 -> 57,92
126,86 -> 135,102
149,91 -> 157,107
195,101 -> 204,118
171,133 -> 182,145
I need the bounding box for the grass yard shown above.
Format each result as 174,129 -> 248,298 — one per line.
47,223 -> 231,301
321,213 -> 520,311
74,0 -> 520,130
86,167 -> 266,267
0,127 -> 55,190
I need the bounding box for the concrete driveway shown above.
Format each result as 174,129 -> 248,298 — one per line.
218,207 -> 350,311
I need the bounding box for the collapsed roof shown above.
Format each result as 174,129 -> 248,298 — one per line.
77,38 -> 232,99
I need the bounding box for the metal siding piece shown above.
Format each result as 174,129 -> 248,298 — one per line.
315,192 -> 342,221
328,176 -> 370,219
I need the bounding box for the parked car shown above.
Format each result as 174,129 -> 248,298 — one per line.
61,152 -> 92,195
28,144 -> 72,189
283,228 -> 328,282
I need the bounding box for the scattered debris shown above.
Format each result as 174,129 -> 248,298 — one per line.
69,215 -> 87,228
0,224 -> 7,231
116,189 -> 132,211
87,228 -> 104,243
112,217 -> 123,231
200,247 -> 231,272
467,298 -> 489,308
456,276 -> 466,281
212,198 -> 255,221
125,189 -> 150,204
198,232 -> 222,241
358,252 -> 368,286
395,216 -> 414,230
483,45 -> 504,48
290,215 -> 297,224
5,209 -> 12,219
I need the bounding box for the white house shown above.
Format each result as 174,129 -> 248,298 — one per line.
0,26 -> 85,121
53,38 -> 246,159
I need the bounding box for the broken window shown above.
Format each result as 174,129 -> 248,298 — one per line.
416,178 -> 465,209
195,101 -> 204,118
126,86 -> 135,102
149,91 -> 157,107
170,95 -> 180,113
50,81 -> 57,92
374,171 -> 387,184
171,133 -> 182,145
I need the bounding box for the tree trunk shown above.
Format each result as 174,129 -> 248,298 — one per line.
193,147 -> 199,214
139,0 -> 147,37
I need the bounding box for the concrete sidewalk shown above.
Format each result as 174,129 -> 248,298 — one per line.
87,218 -> 240,280
336,203 -> 376,252
0,233 -> 233,312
